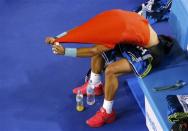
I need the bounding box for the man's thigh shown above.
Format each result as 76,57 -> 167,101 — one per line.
106,59 -> 133,76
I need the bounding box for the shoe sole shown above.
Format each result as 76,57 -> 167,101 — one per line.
86,116 -> 116,128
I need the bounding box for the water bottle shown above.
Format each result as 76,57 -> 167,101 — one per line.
87,84 -> 95,105
76,90 -> 84,111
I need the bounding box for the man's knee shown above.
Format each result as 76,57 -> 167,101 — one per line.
105,65 -> 116,76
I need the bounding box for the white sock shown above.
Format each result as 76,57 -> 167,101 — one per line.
89,71 -> 101,88
102,99 -> 114,114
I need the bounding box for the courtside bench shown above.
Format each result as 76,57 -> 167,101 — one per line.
127,0 -> 188,130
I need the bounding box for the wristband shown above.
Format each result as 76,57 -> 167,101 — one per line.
64,48 -> 77,57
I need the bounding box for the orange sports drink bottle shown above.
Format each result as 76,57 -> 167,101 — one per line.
76,90 -> 84,111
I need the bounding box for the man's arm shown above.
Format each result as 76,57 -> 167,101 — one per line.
77,45 -> 110,57
52,44 -> 111,57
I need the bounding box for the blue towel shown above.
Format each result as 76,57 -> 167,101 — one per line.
166,95 -> 188,122
134,0 -> 172,24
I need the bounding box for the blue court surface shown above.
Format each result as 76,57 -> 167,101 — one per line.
0,0 -> 173,131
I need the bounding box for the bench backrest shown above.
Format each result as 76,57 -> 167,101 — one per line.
169,0 -> 188,52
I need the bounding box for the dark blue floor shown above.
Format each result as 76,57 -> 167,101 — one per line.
0,0 -> 161,131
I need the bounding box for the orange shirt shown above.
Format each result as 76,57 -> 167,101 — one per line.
55,9 -> 150,49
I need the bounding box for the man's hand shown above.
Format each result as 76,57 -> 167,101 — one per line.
45,37 -> 56,45
52,44 -> 65,55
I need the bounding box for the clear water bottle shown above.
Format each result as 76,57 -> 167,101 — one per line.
76,90 -> 84,111
87,84 -> 95,105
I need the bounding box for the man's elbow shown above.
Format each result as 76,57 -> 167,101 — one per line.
90,47 -> 101,56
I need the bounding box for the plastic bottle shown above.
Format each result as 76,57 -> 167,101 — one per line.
86,84 -> 95,105
76,90 -> 84,111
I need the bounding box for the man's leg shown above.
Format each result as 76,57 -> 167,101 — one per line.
88,54 -> 105,94
91,54 -> 104,74
73,54 -> 105,95
104,59 -> 132,100
89,54 -> 104,85
86,59 -> 133,127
